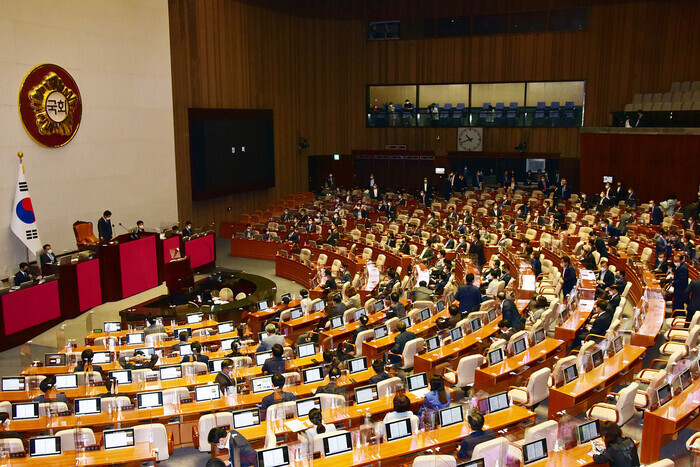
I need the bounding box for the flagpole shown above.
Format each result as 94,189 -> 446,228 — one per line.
18,152 -> 31,265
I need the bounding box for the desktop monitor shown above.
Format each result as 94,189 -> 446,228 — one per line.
297,342 -> 316,358
54,374 -> 78,390
591,349 -> 604,369
353,308 -> 366,321
399,317 -> 411,328
330,316 -> 344,329
354,384 -> 378,405
314,300 -> 325,312
173,327 -> 192,339
126,332 -> 145,345
602,175 -> 613,184
439,405 -> 464,427
656,384 -> 672,407
103,428 -> 135,450
251,376 -> 274,393
435,167 -> 446,175
104,322 -> 121,333
680,369 -> 692,391
290,308 -> 304,320
1,377 -> 25,392
407,373 -> 428,392
563,364 -> 579,384
426,336 -> 441,352
137,391 -> 164,409
450,327 -> 463,342
576,420 -> 600,444
612,336 -> 623,354
385,418 -> 413,442
218,321 -> 235,334
488,348 -> 504,366
345,357 -> 366,375
194,384 -> 221,402
374,325 -> 388,339
447,293 -> 455,304
255,351 -> 273,367
523,438 -> 548,465
533,328 -> 545,345
487,392 -> 510,414
44,353 -> 66,367
257,300 -> 269,312
233,408 -> 261,429
258,332 -> 267,342
159,365 -> 183,381
295,397 -> 321,417
134,347 -> 155,358
92,351 -> 111,365
186,313 -> 204,324
75,397 -> 102,416
12,402 -> 39,420
302,366 -> 324,384
109,370 -> 132,384
512,338 -> 527,356
470,318 -> 482,333
257,446 -> 290,467
322,432 -> 353,457
420,308 -> 431,322
311,278 -> 320,288
220,338 -> 235,353
179,343 -> 193,357
29,436 -> 61,457
435,300 -> 445,312
487,308 -> 497,323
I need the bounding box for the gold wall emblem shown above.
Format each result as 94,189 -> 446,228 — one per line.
28,72 -> 79,136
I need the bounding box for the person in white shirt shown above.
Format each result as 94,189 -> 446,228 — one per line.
300,289 -> 312,314
304,408 -> 337,441
381,394 -> 413,437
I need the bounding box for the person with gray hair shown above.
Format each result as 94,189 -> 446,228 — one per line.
256,323 -> 285,352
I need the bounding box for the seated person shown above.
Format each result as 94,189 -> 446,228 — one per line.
331,293 -> 346,318
260,373 -> 296,420
457,410 -> 495,461
380,270 -> 399,299
13,262 -> 33,286
343,286 -> 361,310
266,296 -> 291,325
144,316 -> 167,336
592,420 -> 640,467
369,359 -> 390,384
73,348 -> 104,376
315,367 -> 347,399
214,358 -> 235,393
118,350 -> 158,370
527,295 -> 549,324
256,323 -> 285,352
497,292 -> 525,331
410,281 -> 433,302
208,426 -> 256,467
300,289 -> 313,314
322,349 -> 340,376
321,269 -> 337,293
387,292 -> 405,319
446,304 -> 462,328
181,341 -> 209,365
497,319 -> 516,342
595,259 -> 615,297
100,376 -> 126,398
417,375 -> 451,417
304,408 -> 336,440
226,339 -> 244,358
170,331 -> 189,353
573,299 -> 612,348
382,394 -> 412,424
483,270 -> 500,296
261,344 -> 286,375
34,375 -> 72,412
388,320 -> 416,365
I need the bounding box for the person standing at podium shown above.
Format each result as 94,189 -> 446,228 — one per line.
39,244 -> 57,273
97,210 -> 113,242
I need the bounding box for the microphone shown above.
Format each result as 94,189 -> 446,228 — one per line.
118,223 -> 131,233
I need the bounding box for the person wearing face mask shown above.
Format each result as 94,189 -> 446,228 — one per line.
14,262 -> 33,286
207,427 -> 256,467
560,256 -> 577,299
595,191 -> 610,213
182,221 -> 193,237
97,210 -> 113,242
672,254 -> 689,311
614,182 -> 625,202
39,243 -> 57,274
650,200 -> 663,225
625,188 -> 637,207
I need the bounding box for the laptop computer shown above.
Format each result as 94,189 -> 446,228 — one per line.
296,397 -> 321,417
407,372 -> 430,398
173,327 -> 192,339
220,338 -> 236,353
348,356 -> 367,374
385,418 -> 413,442
104,321 -> 121,333
450,326 -> 463,342
523,438 -> 548,465
133,347 -> 155,358
12,402 -> 39,420
470,318 -> 482,333
322,432 -> 353,457
103,428 -> 135,450
255,351 -> 273,367
159,365 -> 183,381
126,332 -> 144,345
297,342 -> 316,358
29,436 -> 61,457
374,325 -> 388,339
194,384 -> 221,402
137,391 -> 164,409
233,408 -> 261,429
576,420 -> 600,444
54,374 -> 78,389
218,321 -> 235,334
487,392 -> 510,414
354,384 -> 379,405
439,405 -> 464,427
109,370 -> 132,384
75,397 -> 102,416
314,300 -> 325,312
186,313 -> 204,324
563,363 -> 579,384
302,366 -> 324,384
251,376 -> 274,393
488,348 -> 505,366
512,337 -> 527,356
257,446 -> 290,467
426,335 -> 441,352
1,377 -> 25,392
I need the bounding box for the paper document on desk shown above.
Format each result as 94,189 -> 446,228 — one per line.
284,419 -> 312,433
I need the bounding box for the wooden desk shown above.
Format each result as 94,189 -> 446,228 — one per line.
279,311 -> 325,343
631,288 -> 665,348
230,237 -> 281,261
528,442 -> 601,467
640,375 -> 700,463
275,255 -> 314,289
84,319 -> 219,345
548,345 -> 645,419
5,443 -> 156,466
319,311 -> 386,348
474,338 -> 566,393
413,320 -> 500,375
554,299 -> 595,342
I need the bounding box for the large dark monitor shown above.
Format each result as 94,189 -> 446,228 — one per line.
189,108 -> 275,201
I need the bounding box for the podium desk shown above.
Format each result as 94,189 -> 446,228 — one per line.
164,257 -> 194,296
548,345 -> 645,419
46,256 -> 102,319
0,278 -> 61,352
183,233 -> 216,270
5,443 -> 156,466
99,233 -> 159,302
156,234 -> 183,282
474,338 -> 566,393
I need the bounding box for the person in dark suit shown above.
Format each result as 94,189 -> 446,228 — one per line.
369,359 -> 390,384
386,200 -> 397,220
214,358 -> 235,393
260,373 -> 296,420
370,184 -> 381,200
626,188 -> 637,207
388,292 -> 405,319
14,262 -> 33,286
324,225 -> 339,246
672,254 -> 689,311
500,263 -> 512,287
421,178 -> 432,196
556,178 -> 572,200
321,269 -> 337,293
368,174 -> 376,189
39,244 -> 57,273
574,299 -> 613,347
497,292 -> 525,331
537,175 -> 550,194
615,270 -> 627,293
33,375 -> 72,413
388,320 -> 416,365
339,263 -> 352,284
181,341 -> 209,365
580,245 -> 596,270
280,208 -> 292,222
418,190 -> 430,206
686,278 -> 700,327
261,344 -> 286,375
457,411 -> 495,461
606,285 -> 622,311
650,201 -> 664,225
595,258 -> 615,289
208,426 -> 257,467
182,221 -> 194,237
531,252 -> 542,279
97,210 -> 113,242
470,232 -> 486,268
418,245 -> 435,262
73,349 -> 104,377
330,294 -> 346,318
561,256 -> 578,299
593,232 -> 609,259
634,109 -> 645,127
285,225 -> 299,244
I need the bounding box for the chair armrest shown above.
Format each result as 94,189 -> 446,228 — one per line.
192,426 -> 199,449
388,351 -> 404,366
168,431 -> 175,455
589,402 -> 620,424
508,385 -> 530,405
586,333 -> 606,344
343,343 -> 356,355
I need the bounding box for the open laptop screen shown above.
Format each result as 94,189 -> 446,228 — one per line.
109,370 -> 132,384
29,436 -> 61,457
257,446 -> 290,467
103,428 -> 135,450
523,438 -> 548,465
255,351 -> 273,367
439,405 -> 464,427
232,408 -> 261,429
407,373 -> 428,392
297,342 -> 316,358
487,392 -> 510,413
450,327 -> 463,342
420,308 -> 431,322
104,322 -> 121,333
159,365 -> 183,381
577,420 -> 600,444
75,397 -> 102,415
302,366 -> 324,384
385,418 -> 413,442
218,321 -> 235,334
348,357 -> 367,374
195,384 -> 221,402
55,374 -> 78,389
251,376 -> 274,393
488,348 -> 504,366
295,397 -> 321,417
355,384 -> 378,405
322,432 -> 353,457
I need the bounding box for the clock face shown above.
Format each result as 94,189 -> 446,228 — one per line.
458,127 -> 483,152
